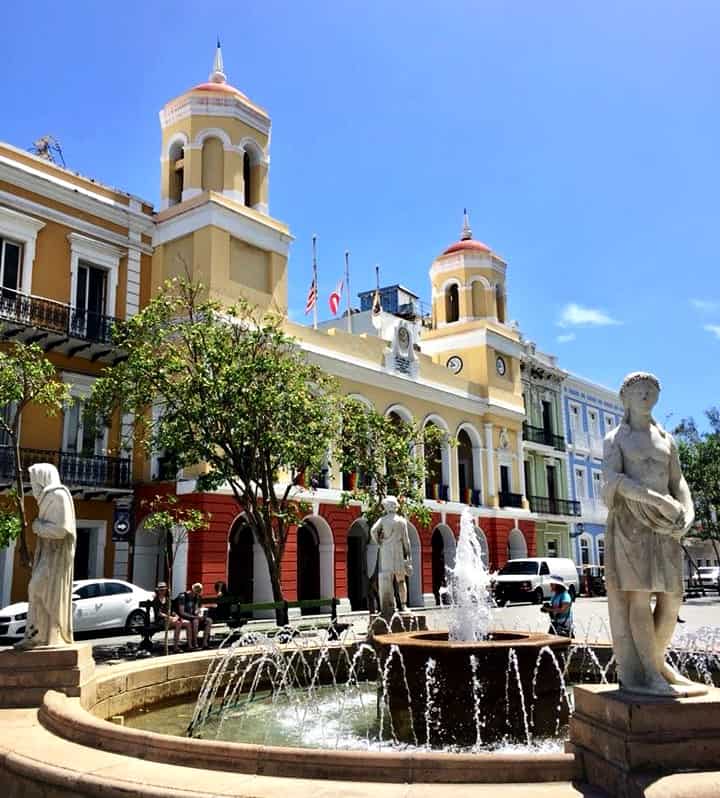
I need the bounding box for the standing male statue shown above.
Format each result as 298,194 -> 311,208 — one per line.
370,496 -> 413,617
603,372 -> 706,696
15,463 -> 76,650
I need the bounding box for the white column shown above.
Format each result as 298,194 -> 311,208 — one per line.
484,423 -> 495,500
171,525 -> 188,596
471,445 -> 484,501
517,432 -> 527,499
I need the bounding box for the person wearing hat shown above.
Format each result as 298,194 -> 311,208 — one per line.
540,575 -> 574,637
152,582 -> 192,653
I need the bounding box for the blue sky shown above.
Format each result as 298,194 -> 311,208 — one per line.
2,1 -> 718,427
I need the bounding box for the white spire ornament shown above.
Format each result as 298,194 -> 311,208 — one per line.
209,37 -> 227,84
461,208 -> 472,241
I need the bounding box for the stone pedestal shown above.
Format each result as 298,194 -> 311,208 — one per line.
368,612 -> 426,637
570,684 -> 720,798
0,644 -> 95,708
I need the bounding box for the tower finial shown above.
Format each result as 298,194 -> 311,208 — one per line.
209,38 -> 226,84
461,208 -> 472,240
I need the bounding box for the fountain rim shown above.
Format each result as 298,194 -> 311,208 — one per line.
372,629 -> 571,651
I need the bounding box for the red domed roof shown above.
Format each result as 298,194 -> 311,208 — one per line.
442,238 -> 491,255
187,81 -> 249,99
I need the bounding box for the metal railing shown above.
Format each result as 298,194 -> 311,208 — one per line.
0,288 -> 121,346
498,491 -> 523,509
528,495 -> 582,516
0,446 -> 131,490
522,422 -> 566,451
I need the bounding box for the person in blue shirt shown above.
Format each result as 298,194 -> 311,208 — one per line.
541,576 -> 574,637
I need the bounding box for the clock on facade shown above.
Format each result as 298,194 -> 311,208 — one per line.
496,356 -> 507,376
446,355 -> 463,375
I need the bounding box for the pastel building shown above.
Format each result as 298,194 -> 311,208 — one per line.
562,374 -> 624,570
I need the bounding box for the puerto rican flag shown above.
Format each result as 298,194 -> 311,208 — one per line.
304,277 -> 317,315
329,279 -> 343,316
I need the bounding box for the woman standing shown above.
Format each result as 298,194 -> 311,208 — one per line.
541,576 -> 574,637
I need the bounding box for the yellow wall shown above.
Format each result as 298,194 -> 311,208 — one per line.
201,138 -> 224,192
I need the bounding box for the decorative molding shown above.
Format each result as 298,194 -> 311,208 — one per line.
193,127 -> 233,148
160,95 -> 271,137
0,204 -> 45,294
420,326 -> 524,359
165,131 -> 189,159
67,232 -> 122,319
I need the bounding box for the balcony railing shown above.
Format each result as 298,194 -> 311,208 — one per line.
426,483 -> 449,501
529,495 -> 582,517
499,491 -> 523,509
0,288 -> 121,347
0,446 -> 131,491
461,487 -> 482,507
522,423 -> 566,451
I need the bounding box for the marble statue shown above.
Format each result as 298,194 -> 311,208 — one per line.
370,496 -> 413,616
15,464 -> 76,650
603,372 -> 706,696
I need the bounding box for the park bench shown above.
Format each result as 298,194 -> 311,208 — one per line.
210,595 -> 344,637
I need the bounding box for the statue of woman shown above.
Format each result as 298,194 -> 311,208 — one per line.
603,372 -> 705,696
15,463 -> 76,650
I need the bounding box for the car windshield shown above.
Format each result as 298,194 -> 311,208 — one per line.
499,561 -> 539,576
699,567 -> 717,574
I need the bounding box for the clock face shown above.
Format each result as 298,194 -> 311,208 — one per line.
446,355 -> 463,375
398,326 -> 410,350
496,356 -> 507,376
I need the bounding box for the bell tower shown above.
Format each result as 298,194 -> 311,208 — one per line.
153,42 -> 292,313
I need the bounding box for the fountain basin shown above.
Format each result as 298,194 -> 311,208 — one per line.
374,630 -> 571,746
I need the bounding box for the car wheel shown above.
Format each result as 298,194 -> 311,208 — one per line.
495,596 -> 507,607
533,587 -> 544,605
125,609 -> 146,633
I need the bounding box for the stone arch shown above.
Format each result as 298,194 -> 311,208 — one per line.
239,137 -> 266,209
384,403 -> 413,424
201,136 -> 225,192
406,520 -> 422,608
226,513 -> 273,615
165,131 -> 189,160
346,393 -> 374,410
166,133 -> 188,206
431,523 -> 456,605
471,275 -> 491,318
192,127 -> 233,148
456,422 -> 483,502
443,280 -> 460,323
507,527 -> 528,560
297,514 -> 335,613
423,414 -> 452,499
475,526 -> 489,567
346,518 -> 370,611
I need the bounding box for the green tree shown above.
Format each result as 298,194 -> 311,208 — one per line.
0,342 -> 70,567
675,410 -> 720,589
338,397 -> 450,528
87,278 -> 340,621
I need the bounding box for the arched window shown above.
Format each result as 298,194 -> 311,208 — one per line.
580,536 -> 591,566
457,429 -> 475,502
597,537 -> 605,568
201,137 -> 224,192
168,141 -> 184,205
424,421 -> 444,499
445,283 -> 459,323
243,151 -> 252,207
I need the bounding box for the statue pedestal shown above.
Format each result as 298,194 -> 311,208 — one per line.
0,644 -> 95,708
569,684 -> 720,797
368,612 -> 426,637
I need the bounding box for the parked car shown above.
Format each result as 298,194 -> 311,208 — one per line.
492,557 -> 580,606
692,566 -> 720,590
0,579 -> 154,642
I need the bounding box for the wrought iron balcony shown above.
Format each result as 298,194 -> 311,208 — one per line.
499,491 -> 523,509
0,446 -> 131,493
522,422 -> 566,451
528,495 -> 582,517
0,288 -> 123,362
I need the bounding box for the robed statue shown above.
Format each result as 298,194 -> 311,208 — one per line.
15,463 -> 76,650
370,496 -> 413,617
603,372 -> 706,696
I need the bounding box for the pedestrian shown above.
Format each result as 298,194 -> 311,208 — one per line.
175,582 -> 212,649
541,575 -> 575,638
152,582 -> 192,653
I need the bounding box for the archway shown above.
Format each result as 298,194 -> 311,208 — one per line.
431,524 -> 456,605
507,527 -> 528,560
424,415 -> 451,500
228,518 -> 254,605
445,282 -> 459,323
457,429 -> 475,502
297,515 -> 334,614
346,519 -> 369,611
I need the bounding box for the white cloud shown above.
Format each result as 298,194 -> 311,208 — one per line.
692,299 -> 720,313
557,303 -> 622,328
556,333 -> 576,343
704,324 -> 720,339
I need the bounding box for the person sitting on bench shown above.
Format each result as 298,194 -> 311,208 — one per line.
175,582 -> 212,649
152,582 -> 192,653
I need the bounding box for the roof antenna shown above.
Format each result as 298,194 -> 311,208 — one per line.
30,135 -> 66,167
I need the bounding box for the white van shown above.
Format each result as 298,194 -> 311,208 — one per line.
492,557 -> 580,606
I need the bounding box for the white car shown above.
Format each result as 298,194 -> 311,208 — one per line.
693,566 -> 720,590
492,557 -> 581,606
0,579 -> 154,642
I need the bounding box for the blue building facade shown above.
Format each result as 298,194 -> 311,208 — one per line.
561,374 -> 624,570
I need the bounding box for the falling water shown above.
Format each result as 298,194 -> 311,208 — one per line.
446,507 -> 493,641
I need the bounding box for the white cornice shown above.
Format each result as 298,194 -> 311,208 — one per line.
430,254 -> 506,278
67,232 -> 123,268
0,191 -> 152,255
160,95 -> 271,137
153,199 -> 293,256
0,157 -> 154,236
563,373 -> 622,406
299,339 -> 524,422
420,327 -> 523,359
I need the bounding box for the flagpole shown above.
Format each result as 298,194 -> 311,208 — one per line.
344,250 -> 351,334
312,234 -> 318,331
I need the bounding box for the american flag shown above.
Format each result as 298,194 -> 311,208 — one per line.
305,278 -> 318,315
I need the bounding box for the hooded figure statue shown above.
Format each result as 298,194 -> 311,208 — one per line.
15,463 -> 76,650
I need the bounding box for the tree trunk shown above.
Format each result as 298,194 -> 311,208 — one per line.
265,546 -> 287,626
12,433 -> 31,569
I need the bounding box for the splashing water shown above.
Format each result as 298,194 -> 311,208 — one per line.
446,507 -> 493,641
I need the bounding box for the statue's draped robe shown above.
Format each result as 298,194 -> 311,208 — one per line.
602,424 -> 684,596
370,515 -> 411,576
27,467 -> 76,646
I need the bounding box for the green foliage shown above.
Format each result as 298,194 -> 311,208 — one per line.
87,278 -> 341,602
675,409 -> 720,544
338,397 -> 452,528
142,494 -> 209,538
0,341 -> 71,565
